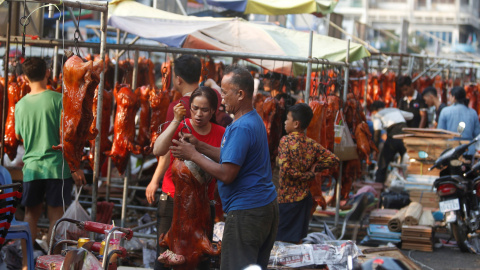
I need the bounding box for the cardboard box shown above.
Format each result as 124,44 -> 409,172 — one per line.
406,161 -> 438,177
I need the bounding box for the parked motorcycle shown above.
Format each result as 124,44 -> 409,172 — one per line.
428,134 -> 480,252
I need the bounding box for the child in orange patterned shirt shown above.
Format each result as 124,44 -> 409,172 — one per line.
276,103 -> 339,243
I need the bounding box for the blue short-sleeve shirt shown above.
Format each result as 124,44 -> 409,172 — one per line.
219,110 -> 277,213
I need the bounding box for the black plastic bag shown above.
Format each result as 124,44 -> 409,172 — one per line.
380,190 -> 410,209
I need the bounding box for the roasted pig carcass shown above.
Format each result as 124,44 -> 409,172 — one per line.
344,93 -> 367,139
52,54 -> 103,171
4,82 -> 23,161
86,87 -> 113,170
355,122 -> 378,165
135,86 -> 151,153
147,88 -> 170,153
214,62 -> 224,85
325,95 -> 341,152
384,72 -> 396,107
341,159 -> 361,199
161,61 -> 172,91
158,158 -> 221,269
262,97 -> 285,167
118,59 -> 133,86
106,83 -> 142,174
139,57 -> 156,88
466,84 -> 478,114
306,98 -> 327,147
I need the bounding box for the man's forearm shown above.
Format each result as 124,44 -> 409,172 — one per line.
419,113 -> 427,128
190,151 -> 238,184
195,141 -> 221,162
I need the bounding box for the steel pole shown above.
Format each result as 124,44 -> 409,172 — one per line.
52,20 -> 59,79
120,163 -> 130,228
335,40 -> 350,228
91,8 -> 108,222
305,30 -> 313,102
1,2 -> 12,166
0,37 -> 348,67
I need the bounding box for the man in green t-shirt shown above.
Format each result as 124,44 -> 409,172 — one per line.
15,57 -> 85,245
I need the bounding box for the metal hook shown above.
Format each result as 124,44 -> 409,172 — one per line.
72,1 -> 82,57
178,99 -> 192,137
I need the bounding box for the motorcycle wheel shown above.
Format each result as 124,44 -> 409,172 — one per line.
451,212 -> 469,252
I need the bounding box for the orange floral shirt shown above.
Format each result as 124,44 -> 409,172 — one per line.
277,132 -> 339,203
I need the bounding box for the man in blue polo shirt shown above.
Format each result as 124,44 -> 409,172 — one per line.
170,65 -> 278,270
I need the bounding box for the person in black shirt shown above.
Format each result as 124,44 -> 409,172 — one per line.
397,76 -> 428,128
421,86 -> 446,128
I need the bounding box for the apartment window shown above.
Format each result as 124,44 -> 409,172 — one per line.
423,31 -> 453,45
417,0 -> 426,7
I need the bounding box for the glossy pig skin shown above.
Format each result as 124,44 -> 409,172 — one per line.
135,86 -> 151,153
146,88 -> 170,154
4,82 -> 27,161
262,97 -> 284,166
325,95 -> 340,152
106,83 -> 142,174
52,55 -> 103,171
306,99 -> 327,146
355,122 -> 378,165
87,88 -> 113,170
158,159 -> 221,269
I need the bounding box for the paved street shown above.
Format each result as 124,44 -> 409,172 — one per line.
401,246 -> 480,270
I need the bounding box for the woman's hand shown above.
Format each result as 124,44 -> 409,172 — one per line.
170,138 -> 197,161
146,181 -> 159,204
173,102 -> 187,122
180,133 -> 199,148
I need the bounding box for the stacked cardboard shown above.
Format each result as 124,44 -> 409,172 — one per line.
401,225 -> 434,252
409,190 -> 439,209
393,128 -> 467,178
369,209 -> 398,225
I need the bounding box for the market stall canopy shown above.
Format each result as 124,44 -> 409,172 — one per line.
183,20 -> 370,75
191,0 -> 338,15
108,0 -> 234,47
108,0 -> 370,75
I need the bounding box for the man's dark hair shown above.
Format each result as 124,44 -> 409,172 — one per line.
173,55 -> 201,84
224,64 -> 254,98
21,57 -> 47,82
451,86 -> 468,106
370,101 -> 386,112
421,86 -> 438,98
397,75 -> 412,88
288,103 -> 313,130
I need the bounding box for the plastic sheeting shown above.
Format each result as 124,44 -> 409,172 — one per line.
108,0 -> 370,75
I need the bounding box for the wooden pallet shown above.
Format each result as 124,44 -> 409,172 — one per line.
401,225 -> 433,252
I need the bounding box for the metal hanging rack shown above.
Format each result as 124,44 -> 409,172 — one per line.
1,15 -> 357,236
